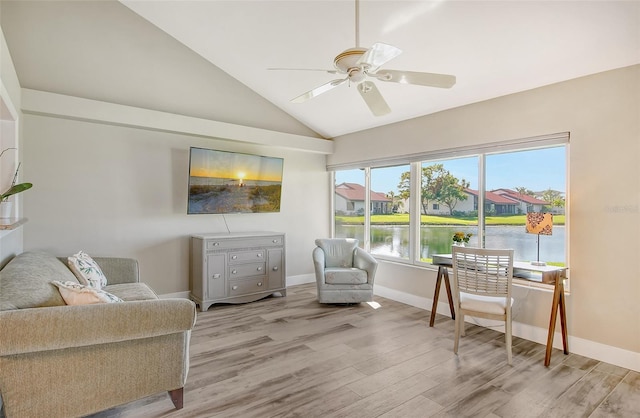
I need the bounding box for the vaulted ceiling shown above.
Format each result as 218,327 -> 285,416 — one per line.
2,1 -> 639,139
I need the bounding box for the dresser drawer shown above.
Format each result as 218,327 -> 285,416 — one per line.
229,277 -> 266,296
229,250 -> 265,264
229,262 -> 266,278
206,235 -> 283,250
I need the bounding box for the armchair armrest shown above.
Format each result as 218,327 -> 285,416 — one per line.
0,299 -> 196,356
354,248 -> 378,283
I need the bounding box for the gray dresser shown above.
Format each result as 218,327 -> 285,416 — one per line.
189,231 -> 286,311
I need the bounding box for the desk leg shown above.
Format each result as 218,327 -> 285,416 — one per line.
443,268 -> 456,320
545,273 -> 568,366
429,266 -> 455,327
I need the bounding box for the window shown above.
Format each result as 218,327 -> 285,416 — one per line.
330,133 -> 568,268
485,147 -> 566,265
334,169 -> 365,248
370,165 -> 410,260
419,157 -> 478,263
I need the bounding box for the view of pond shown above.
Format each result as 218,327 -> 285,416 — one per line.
336,225 -> 566,264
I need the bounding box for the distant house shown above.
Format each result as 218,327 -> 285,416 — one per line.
335,183 -> 392,215
492,189 -> 549,214
424,188 -> 549,215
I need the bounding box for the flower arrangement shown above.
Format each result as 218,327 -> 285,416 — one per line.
452,232 -> 472,244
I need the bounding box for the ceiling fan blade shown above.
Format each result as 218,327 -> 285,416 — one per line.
357,43 -> 402,72
268,67 -> 338,74
374,70 -> 456,88
291,78 -> 348,103
357,81 -> 391,117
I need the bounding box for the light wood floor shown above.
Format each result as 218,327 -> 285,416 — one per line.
89,283 -> 639,418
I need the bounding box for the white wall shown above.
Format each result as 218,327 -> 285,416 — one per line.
21,97 -> 331,295
330,65 -> 640,367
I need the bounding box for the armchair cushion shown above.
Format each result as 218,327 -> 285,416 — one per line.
314,238 -> 358,268
325,267 -> 368,285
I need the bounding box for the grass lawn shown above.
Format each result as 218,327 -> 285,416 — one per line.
336,214 -> 565,226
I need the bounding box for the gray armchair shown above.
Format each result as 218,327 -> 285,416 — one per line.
312,238 -> 378,304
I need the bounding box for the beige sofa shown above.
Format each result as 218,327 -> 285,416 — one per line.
0,251 -> 197,418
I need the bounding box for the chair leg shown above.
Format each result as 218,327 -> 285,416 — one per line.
454,314 -> 460,354
460,313 -> 465,336
168,388 -> 184,410
505,319 -> 513,365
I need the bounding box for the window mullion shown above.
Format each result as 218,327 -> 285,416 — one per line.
478,154 -> 486,248
364,167 -> 371,252
410,162 -> 421,263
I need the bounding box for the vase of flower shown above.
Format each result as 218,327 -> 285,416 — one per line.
452,232 -> 472,247
0,201 -> 12,219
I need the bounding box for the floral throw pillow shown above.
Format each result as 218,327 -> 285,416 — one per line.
67,251 -> 108,289
52,281 -> 123,305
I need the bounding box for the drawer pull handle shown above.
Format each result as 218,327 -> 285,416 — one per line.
272,266 -> 278,271
232,255 -> 237,260
257,282 -> 263,287
272,239 -> 278,243
232,269 -> 237,274
212,273 -> 221,279
257,253 -> 263,258
213,242 -> 220,246
232,285 -> 238,290
257,267 -> 263,271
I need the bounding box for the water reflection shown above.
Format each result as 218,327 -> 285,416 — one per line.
336,225 -> 565,264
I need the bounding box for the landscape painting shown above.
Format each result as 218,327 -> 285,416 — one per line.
187,147 -> 284,214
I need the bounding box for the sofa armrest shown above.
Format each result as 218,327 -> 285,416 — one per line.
354,248 -> 378,284
0,299 -> 196,356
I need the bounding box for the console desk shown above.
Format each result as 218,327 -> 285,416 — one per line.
430,254 -> 568,367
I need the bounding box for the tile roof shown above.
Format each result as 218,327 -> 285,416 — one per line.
335,183 -> 391,202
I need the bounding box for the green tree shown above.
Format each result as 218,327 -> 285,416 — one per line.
397,164 -> 469,215
541,188 -> 565,210
514,186 -> 535,196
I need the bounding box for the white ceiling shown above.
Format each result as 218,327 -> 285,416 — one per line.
121,1 -> 639,139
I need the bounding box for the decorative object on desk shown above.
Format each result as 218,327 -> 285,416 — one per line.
452,231 -> 472,246
526,212 -> 553,266
0,148 -> 33,218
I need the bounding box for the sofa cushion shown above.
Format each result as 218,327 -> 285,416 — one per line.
52,280 -> 123,305
67,251 -> 108,289
315,238 -> 358,268
0,251 -> 79,310
324,267 -> 368,285
105,283 -> 159,301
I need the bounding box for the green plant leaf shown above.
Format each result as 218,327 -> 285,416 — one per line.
0,183 -> 33,200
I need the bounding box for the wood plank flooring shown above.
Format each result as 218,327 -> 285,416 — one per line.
88,284 -> 639,418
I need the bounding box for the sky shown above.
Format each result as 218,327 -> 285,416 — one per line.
335,146 -> 566,195
190,147 -> 283,182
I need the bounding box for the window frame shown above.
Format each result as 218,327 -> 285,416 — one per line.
331,133 -> 569,270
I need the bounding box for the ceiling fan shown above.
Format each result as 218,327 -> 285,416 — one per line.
270,0 -> 456,116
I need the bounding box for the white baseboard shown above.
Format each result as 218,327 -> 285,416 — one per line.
374,284 -> 640,372
286,273 -> 315,286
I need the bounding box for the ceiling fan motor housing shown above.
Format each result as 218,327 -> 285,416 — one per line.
334,48 -> 368,74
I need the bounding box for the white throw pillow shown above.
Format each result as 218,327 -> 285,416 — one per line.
68,251 -> 108,289
51,280 -> 123,305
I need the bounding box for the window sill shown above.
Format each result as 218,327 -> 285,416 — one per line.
0,218 -> 27,230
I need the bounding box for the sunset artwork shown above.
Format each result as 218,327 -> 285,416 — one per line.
187,147 -> 283,214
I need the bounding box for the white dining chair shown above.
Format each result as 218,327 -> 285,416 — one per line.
452,246 -> 515,364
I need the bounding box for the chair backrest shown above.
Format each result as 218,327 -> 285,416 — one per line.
452,247 -> 514,298
315,238 -> 359,268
